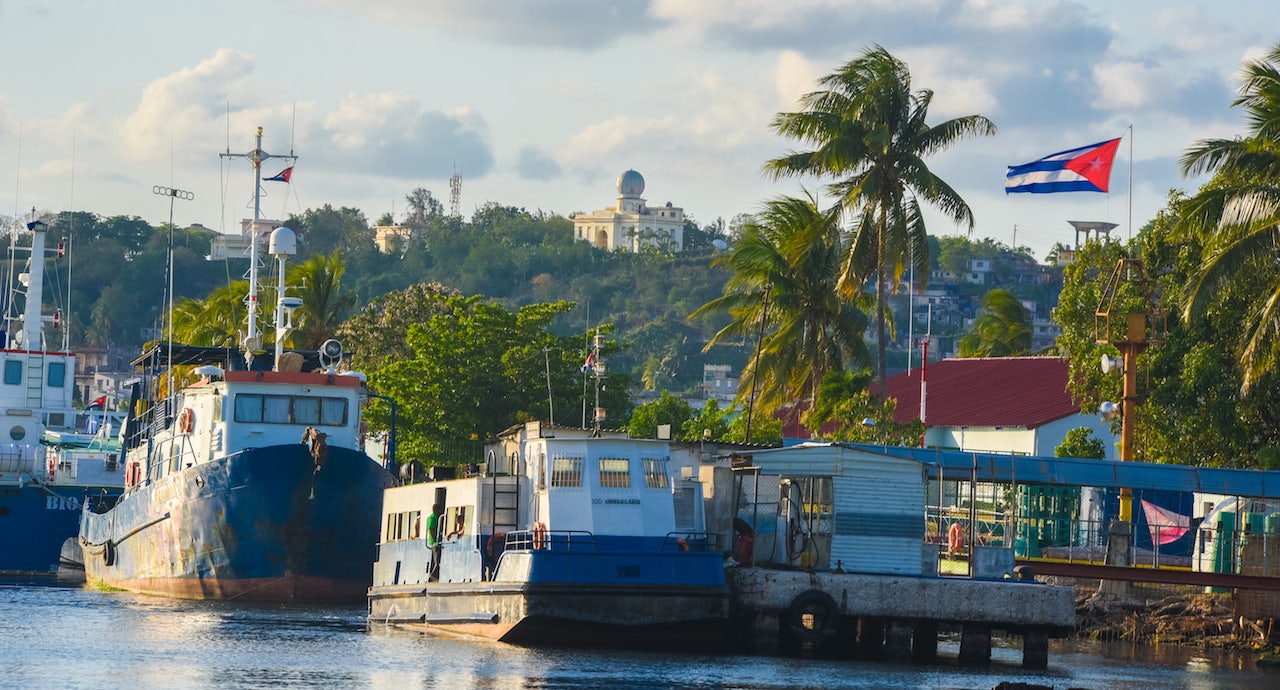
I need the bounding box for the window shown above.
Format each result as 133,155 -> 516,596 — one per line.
47,361 -> 66,387
3,361 -> 20,385
550,456 -> 583,488
599,457 -> 631,488
233,394 -> 349,426
643,457 -> 669,489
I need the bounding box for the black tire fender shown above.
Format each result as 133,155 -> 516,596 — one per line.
103,540 -> 116,567
786,589 -> 840,641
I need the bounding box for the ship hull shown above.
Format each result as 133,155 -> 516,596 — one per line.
0,485 -> 114,576
80,444 -> 391,603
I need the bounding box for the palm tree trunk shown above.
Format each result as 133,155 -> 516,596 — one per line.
876,207 -> 888,395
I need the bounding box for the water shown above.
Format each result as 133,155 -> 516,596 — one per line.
1,578 -> 1275,690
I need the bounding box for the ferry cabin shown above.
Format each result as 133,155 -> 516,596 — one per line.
374,428 -> 714,588
126,367 -> 368,486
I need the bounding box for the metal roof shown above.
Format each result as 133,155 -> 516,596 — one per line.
884,357 -> 1077,428
853,443 -> 1280,499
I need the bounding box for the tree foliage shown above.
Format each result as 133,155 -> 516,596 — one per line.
765,45 -> 996,391
1054,427 -> 1107,459
957,288 -> 1033,357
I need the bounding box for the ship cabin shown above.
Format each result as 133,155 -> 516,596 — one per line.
119,344 -> 367,487
372,422 -> 722,589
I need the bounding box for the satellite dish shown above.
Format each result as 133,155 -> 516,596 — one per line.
712,239 -> 728,250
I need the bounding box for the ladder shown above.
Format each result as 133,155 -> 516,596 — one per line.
25,353 -> 44,408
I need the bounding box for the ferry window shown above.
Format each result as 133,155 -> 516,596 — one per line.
643,458 -> 669,489
232,394 -> 348,426
263,395 -> 291,423
3,360 -> 20,385
599,457 -> 631,488
320,398 -> 347,425
550,456 -> 583,488
235,394 -> 264,423
294,396 -> 320,424
408,510 -> 421,540
445,506 -> 470,538
47,361 -> 66,387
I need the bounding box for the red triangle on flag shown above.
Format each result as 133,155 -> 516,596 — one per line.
1063,138 -> 1121,192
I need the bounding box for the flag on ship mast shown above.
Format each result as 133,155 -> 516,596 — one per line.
1005,138 -> 1121,194
265,167 -> 293,183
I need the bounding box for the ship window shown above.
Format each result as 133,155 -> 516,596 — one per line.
598,457 -> 631,488
233,394 -> 349,426
263,395 -> 291,423
643,457 -> 669,489
47,361 -> 66,387
550,456 -> 582,488
3,360 -> 20,385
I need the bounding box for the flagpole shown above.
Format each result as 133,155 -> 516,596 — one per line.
1127,123 -> 1133,244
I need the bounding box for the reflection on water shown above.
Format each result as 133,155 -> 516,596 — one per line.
2,578 -> 1277,690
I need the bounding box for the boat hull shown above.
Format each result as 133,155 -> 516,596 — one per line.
368,579 -> 731,650
80,444 -> 391,603
0,485 -> 115,576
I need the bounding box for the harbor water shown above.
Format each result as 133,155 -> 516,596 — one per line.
2,578 -> 1275,690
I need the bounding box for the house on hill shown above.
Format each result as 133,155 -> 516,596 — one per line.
884,357 -> 1118,460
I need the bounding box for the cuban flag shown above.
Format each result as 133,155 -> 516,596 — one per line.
580,351 -> 595,373
1005,138 -> 1121,194
86,396 -> 107,409
265,166 -> 293,183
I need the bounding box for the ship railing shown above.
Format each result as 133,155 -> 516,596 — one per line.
504,529 -> 599,553
660,531 -> 721,553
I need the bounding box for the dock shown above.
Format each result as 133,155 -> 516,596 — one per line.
727,568 -> 1074,667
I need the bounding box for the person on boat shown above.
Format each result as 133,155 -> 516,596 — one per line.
447,510 -> 466,541
426,504 -> 443,581
728,518 -> 754,567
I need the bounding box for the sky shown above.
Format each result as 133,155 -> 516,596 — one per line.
2,0 -> 1277,262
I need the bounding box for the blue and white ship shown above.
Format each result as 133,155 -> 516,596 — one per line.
367,421 -> 730,649
0,219 -> 124,576
78,128 -> 393,602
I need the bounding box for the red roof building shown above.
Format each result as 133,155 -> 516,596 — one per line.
884,357 -> 1118,459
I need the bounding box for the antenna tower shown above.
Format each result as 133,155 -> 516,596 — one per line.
449,168 -> 462,218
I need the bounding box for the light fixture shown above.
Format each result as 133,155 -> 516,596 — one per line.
861,417 -> 876,427
1100,354 -> 1123,374
1099,401 -> 1120,421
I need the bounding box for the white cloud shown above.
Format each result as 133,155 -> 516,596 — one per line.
774,51 -> 817,111
1091,60 -> 1162,110
120,49 -> 256,161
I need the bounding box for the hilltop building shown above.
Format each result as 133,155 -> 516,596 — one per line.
374,224 -> 413,253
573,170 -> 685,252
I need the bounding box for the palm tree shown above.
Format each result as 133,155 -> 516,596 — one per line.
765,45 -> 996,391
287,252 -> 357,348
956,288 -> 1033,357
1178,42 -> 1280,391
690,191 -> 871,414
170,281 -> 248,348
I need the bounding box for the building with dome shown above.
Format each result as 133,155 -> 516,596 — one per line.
572,170 -> 685,252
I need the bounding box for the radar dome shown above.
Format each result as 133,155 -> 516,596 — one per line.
617,169 -> 645,197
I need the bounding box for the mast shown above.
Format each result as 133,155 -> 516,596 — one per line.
17,217 -> 48,351
220,127 -> 295,367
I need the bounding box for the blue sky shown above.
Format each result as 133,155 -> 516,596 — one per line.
2,0 -> 1276,261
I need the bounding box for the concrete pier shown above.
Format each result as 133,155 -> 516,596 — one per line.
727,569 -> 1074,668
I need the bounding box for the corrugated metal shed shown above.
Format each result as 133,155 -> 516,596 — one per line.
863,444 -> 1280,499
744,444 -> 926,576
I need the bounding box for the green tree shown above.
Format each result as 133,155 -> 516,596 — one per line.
956,288 -> 1032,357
369,297 -> 625,466
690,192 -> 870,415
806,368 -> 874,433
288,252 -> 357,349
824,391 -> 923,446
1178,41 -> 1280,392
1054,427 -> 1107,459
764,45 -> 997,391
338,282 -> 462,373
627,391 -> 694,439
287,204 -> 373,258
681,399 -> 731,441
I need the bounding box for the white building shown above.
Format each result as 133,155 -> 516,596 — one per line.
573,170 -> 685,252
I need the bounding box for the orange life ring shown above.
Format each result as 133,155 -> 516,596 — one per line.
532,521 -> 548,550
676,536 -> 690,552
947,521 -> 964,553
177,408 -> 194,434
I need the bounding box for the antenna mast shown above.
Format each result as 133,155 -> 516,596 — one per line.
220,127 -> 295,367
449,168 -> 462,218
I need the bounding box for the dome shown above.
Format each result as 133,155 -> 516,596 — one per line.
617,169 -> 645,197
